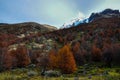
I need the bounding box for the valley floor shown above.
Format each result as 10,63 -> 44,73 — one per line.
0,65 -> 120,80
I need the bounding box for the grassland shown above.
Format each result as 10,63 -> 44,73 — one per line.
0,63 -> 120,80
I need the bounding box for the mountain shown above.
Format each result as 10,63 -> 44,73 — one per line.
61,17 -> 88,28
61,9 -> 120,28
89,8 -> 120,22
0,23 -> 9,26
0,22 -> 57,35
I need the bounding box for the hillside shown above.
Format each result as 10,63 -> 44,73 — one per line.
7,17 -> 119,67
0,22 -> 57,35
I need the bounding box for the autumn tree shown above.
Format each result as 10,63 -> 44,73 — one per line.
0,41 -> 8,48
3,50 -> 12,70
102,44 -> 113,67
72,42 -> 85,65
91,45 -> 102,62
9,50 -> 18,68
29,50 -> 42,65
0,48 -> 7,71
57,44 -> 77,74
16,45 -> 31,67
39,55 -> 49,76
102,43 -> 120,67
48,49 -> 58,69
0,48 -> 19,70
112,44 -> 120,65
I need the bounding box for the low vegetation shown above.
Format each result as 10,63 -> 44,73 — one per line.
0,64 -> 120,80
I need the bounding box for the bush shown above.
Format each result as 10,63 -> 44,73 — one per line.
27,71 -> 38,77
27,64 -> 36,69
44,70 -> 61,77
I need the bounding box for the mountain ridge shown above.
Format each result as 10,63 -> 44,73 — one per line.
61,8 -> 120,28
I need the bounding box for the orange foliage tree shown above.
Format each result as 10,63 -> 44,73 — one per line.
48,49 -> 58,69
57,44 -> 77,74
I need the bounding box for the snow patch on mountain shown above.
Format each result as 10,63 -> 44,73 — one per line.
61,9 -> 120,29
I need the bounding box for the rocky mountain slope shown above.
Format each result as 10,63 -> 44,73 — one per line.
19,17 -> 120,57
89,8 -> 120,22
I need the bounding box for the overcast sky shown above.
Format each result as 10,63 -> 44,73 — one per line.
0,0 -> 120,28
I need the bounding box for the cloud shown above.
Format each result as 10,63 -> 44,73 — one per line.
93,0 -> 120,12
78,11 -> 85,18
29,0 -> 78,26
0,0 -> 80,27
105,0 -> 120,9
